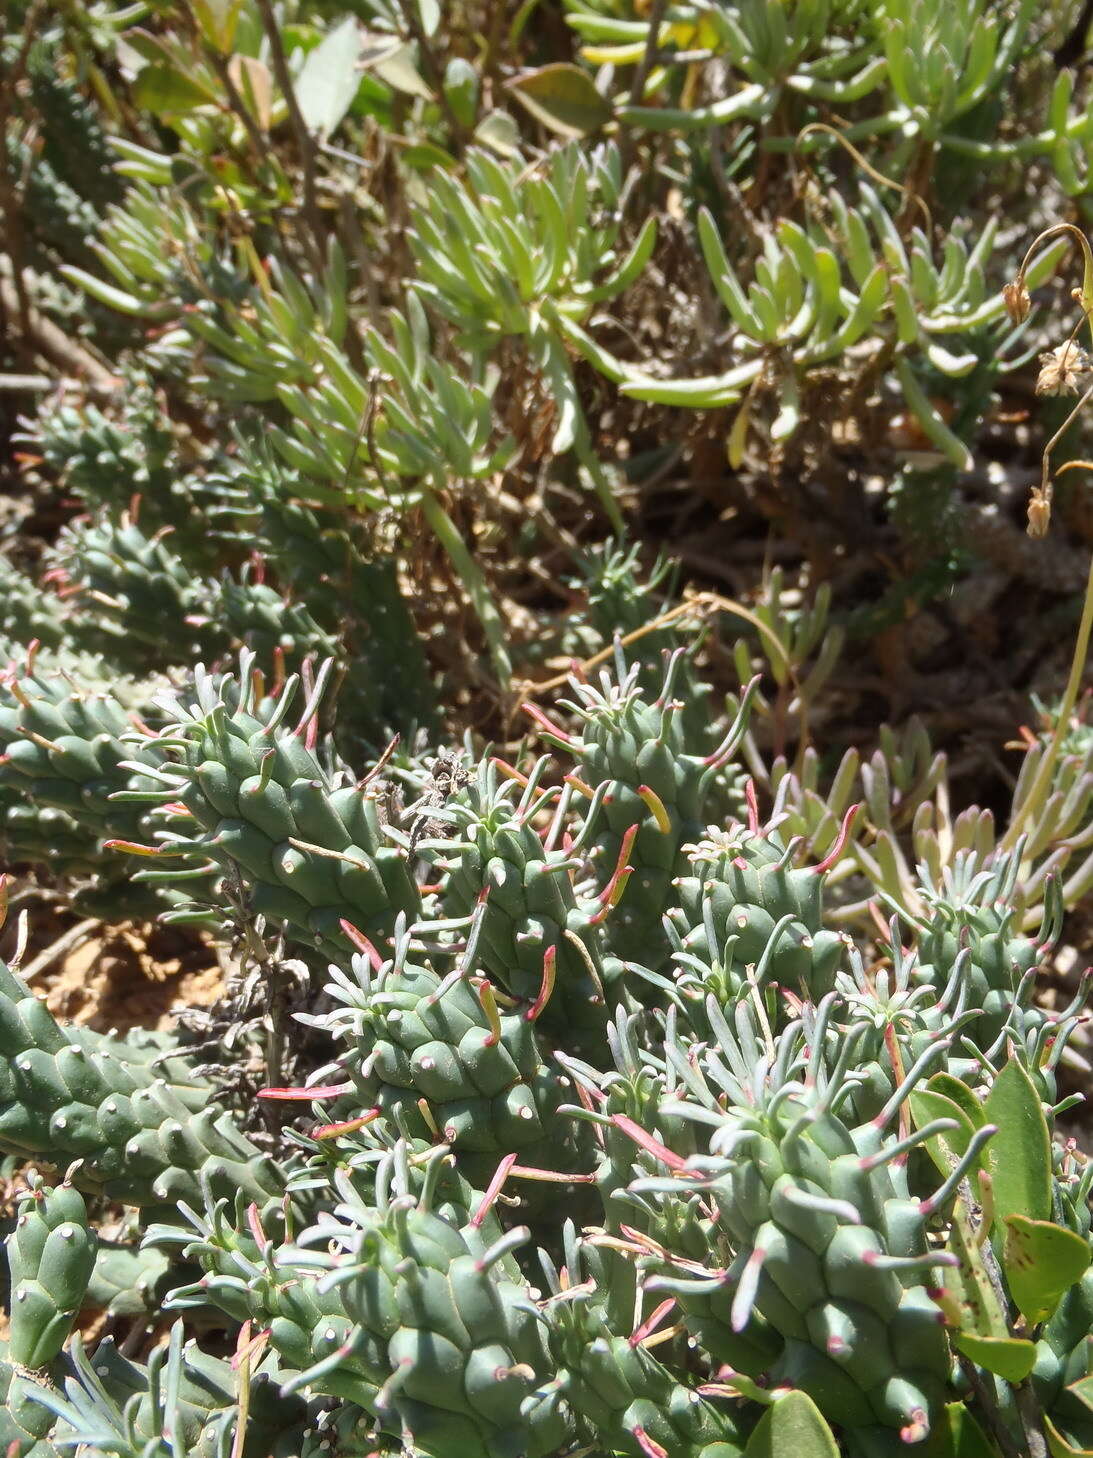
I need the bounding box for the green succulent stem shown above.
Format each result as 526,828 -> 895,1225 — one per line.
419,485 -> 512,685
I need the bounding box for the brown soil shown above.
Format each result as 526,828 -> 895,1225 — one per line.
39,923 -> 222,1034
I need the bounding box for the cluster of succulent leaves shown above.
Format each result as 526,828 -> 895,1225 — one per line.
4,0 -> 1093,638
6,1 -> 1093,1457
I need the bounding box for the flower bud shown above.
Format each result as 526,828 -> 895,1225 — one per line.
1027,486 -> 1051,538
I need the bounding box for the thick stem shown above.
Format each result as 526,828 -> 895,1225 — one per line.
1013,1379 -> 1050,1458
419,487 -> 512,686
628,0 -> 668,108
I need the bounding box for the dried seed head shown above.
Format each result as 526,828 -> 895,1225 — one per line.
1027,485 -> 1052,538
1036,341 -> 1093,397
1003,278 -> 1031,324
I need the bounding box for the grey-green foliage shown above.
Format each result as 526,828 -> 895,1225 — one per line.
8,5 -> 1093,1455
0,381 -> 438,911
2,649 -> 1091,1458
28,375 -> 213,555
0,958 -> 283,1210
587,193 -> 1062,470
0,553 -> 67,656
24,41 -> 124,212
27,1323 -> 310,1458
1,1339 -> 62,1458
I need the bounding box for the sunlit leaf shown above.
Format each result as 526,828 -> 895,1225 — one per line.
294,16 -> 364,140
983,1059 -> 1051,1227
192,0 -> 243,53
474,109 -> 522,157
742,1391 -> 839,1458
229,54 -> 273,131
952,1331 -> 1037,1382
1003,1214 -> 1090,1325
507,63 -> 612,137
132,64 -> 216,116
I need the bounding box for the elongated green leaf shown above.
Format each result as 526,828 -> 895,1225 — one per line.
697,207 -> 761,335
1003,1215 -> 1090,1325
619,362 -> 758,406
507,63 -> 611,137
771,370 -> 801,442
583,214 -> 658,303
743,1391 -> 839,1458
894,358 -> 974,470
941,1188 -> 1009,1342
727,395 -> 752,468
551,313 -> 628,384
617,81 -> 767,131
983,1060 -> 1051,1227
59,267 -> 175,321
926,341 -> 978,376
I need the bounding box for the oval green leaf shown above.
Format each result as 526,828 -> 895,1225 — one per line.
131,64 -> 216,116
1003,1214 -> 1091,1325
917,1402 -> 999,1457
191,0 -> 243,53
295,17 -> 365,140
443,56 -> 479,129
953,1331 -> 1037,1382
506,63 -> 612,138
474,108 -> 522,157
1045,1413 -> 1093,1458
742,1390 -> 839,1458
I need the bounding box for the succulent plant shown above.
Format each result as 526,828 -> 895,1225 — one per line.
7,6 -> 1093,1457
1,645 -> 1091,1456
